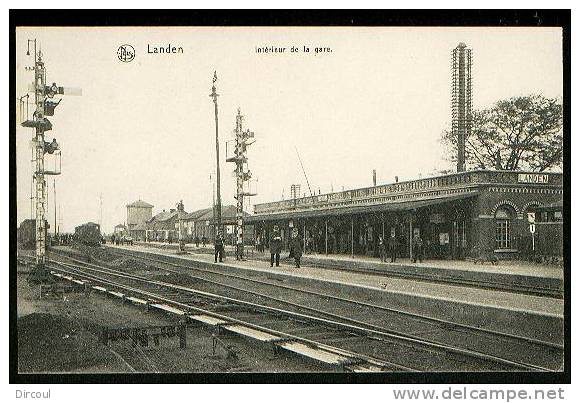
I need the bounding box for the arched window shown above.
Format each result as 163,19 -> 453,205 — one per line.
495,206 -> 514,249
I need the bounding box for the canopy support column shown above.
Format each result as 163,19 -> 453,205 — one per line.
351,217 -> 354,258
409,213 -> 413,261
303,220 -> 306,251
325,219 -> 328,255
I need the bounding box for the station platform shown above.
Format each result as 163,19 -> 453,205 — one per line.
129,241 -> 563,294
107,242 -> 564,344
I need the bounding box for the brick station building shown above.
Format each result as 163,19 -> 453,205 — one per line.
245,170 -> 563,260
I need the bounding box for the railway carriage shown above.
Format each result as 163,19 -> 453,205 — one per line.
74,222 -> 102,247
17,219 -> 49,250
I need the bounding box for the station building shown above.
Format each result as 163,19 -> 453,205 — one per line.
183,205 -> 251,244
246,170 -> 563,260
139,204 -> 252,244
145,209 -> 182,242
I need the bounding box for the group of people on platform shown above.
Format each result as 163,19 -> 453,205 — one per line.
50,233 -> 73,246
141,225 -> 426,268
267,225 -> 302,268
110,234 -> 133,246
377,233 -> 424,263
259,228 -> 426,266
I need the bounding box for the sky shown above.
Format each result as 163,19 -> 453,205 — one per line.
15,27 -> 563,233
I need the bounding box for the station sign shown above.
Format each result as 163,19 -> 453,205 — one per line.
518,173 -> 549,184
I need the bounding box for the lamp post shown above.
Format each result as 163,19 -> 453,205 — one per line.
176,200 -> 186,254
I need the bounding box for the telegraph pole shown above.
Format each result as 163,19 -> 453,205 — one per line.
227,108 -> 256,260
21,39 -> 80,281
209,71 -> 222,236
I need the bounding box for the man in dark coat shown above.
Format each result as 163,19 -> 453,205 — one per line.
378,236 -> 386,262
412,233 -> 424,263
214,231 -> 225,263
290,229 -> 303,268
388,233 -> 399,263
269,225 -> 282,267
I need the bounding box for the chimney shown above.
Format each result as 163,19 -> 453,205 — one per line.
372,169 -> 377,187
395,176 -> 399,183
452,42 -> 472,173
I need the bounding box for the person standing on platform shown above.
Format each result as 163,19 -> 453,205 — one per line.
290,229 -> 303,268
236,236 -> 243,260
378,236 -> 386,262
388,232 -> 399,263
269,225 -> 282,267
255,235 -> 262,253
194,236 -> 200,247
214,231 -> 225,263
412,233 -> 424,263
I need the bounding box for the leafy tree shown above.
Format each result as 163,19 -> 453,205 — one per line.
441,95 -> 563,172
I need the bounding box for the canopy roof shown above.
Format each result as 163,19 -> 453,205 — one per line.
245,191 -> 479,223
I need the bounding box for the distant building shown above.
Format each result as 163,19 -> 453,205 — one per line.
126,200 -> 154,239
183,205 -> 251,244
139,204 -> 250,244
183,207 -> 214,239
113,224 -> 127,236
145,209 -> 182,242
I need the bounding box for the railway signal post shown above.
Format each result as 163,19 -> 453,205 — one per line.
20,39 -> 80,281
227,108 -> 256,260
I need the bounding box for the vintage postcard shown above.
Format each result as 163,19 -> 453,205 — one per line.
10,10 -> 569,386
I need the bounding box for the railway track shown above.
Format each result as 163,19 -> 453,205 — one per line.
131,242 -> 563,298
32,249 -> 562,372
97,247 -> 564,371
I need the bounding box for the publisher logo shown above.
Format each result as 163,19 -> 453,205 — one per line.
117,45 -> 135,63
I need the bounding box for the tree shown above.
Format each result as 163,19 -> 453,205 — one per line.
441,95 -> 563,172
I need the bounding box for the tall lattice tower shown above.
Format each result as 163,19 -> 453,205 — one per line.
451,42 -> 472,172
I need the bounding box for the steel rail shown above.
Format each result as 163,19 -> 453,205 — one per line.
101,247 -> 564,350
44,261 -> 405,372
44,255 -> 551,372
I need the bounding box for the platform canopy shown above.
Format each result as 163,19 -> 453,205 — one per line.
245,191 -> 479,223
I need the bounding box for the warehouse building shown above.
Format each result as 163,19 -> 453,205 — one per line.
246,170 -> 563,260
